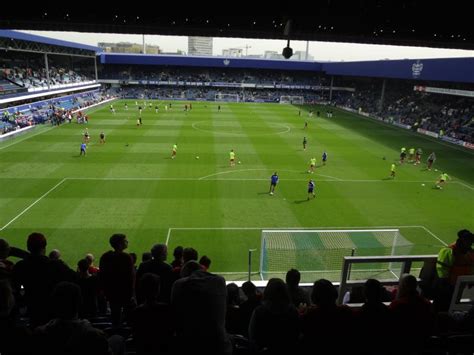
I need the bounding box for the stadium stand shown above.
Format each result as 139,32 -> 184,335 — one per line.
1,230 -> 473,355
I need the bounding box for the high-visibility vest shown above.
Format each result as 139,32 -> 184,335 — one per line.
436,243 -> 474,284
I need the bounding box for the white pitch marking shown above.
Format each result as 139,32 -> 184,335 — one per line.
0,178 -> 67,231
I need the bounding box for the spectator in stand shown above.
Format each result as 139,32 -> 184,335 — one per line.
136,244 -> 173,304
389,274 -> 434,350
239,281 -> 262,337
171,260 -> 232,355
0,280 -> 32,355
285,268 -> 310,308
76,258 -> 99,319
130,273 -> 174,355
434,229 -> 474,312
183,247 -> 198,263
48,249 -> 61,261
199,255 -> 211,271
0,239 -> 14,282
300,279 -> 354,352
141,252 -> 152,263
225,282 -> 242,335
170,246 -> 183,269
99,234 -> 135,327
355,279 -> 392,351
12,232 -> 76,327
85,253 -> 99,275
249,278 -> 300,355
34,282 -> 113,355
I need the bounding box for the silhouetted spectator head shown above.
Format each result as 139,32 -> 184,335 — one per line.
85,253 -> 95,265
0,238 -> 10,259
27,232 -> 47,255
77,258 -> 90,273
199,255 -> 211,271
311,279 -> 338,307
183,247 -> 198,263
227,283 -> 240,306
51,282 -> 82,320
151,244 -> 167,262
109,233 -> 127,251
456,229 -> 474,251
173,246 -> 183,260
49,249 -> 61,260
140,273 -> 160,303
364,279 -> 384,303
142,252 -> 152,262
263,278 -> 290,307
285,268 -> 301,289
397,274 -> 418,299
180,260 -> 201,277
242,281 -> 257,299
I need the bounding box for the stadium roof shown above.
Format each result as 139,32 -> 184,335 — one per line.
0,8 -> 473,50
0,30 -> 100,53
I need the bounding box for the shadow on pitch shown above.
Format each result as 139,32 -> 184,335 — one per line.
294,199 -> 310,204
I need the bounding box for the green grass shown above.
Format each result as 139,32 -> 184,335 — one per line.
0,100 -> 473,282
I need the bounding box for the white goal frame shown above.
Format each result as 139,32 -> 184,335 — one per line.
259,228 -> 411,281
215,93 -> 240,102
279,95 -> 304,104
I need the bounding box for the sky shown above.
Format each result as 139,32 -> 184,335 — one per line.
21,30 -> 474,62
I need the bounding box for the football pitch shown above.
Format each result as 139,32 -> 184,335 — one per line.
0,100 -> 473,282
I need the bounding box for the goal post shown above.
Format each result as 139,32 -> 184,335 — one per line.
259,229 -> 415,282
279,95 -> 304,105
215,93 -> 240,102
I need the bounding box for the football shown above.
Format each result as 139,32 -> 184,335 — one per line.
196,156 -> 200,159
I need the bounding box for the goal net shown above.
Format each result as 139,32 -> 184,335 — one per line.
215,93 -> 240,102
279,96 -> 304,104
259,229 -> 415,282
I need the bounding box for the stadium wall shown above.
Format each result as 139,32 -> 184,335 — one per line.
99,53 -> 322,71
322,57 -> 474,83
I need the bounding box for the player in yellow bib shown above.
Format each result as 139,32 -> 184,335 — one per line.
408,148 -> 415,162
229,149 -> 236,167
436,172 -> 450,189
390,163 -> 396,178
308,157 -> 317,173
171,144 -> 178,159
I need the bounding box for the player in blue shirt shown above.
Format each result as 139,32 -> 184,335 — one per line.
322,151 -> 328,166
80,142 -> 87,156
269,172 -> 279,195
307,179 -> 315,200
